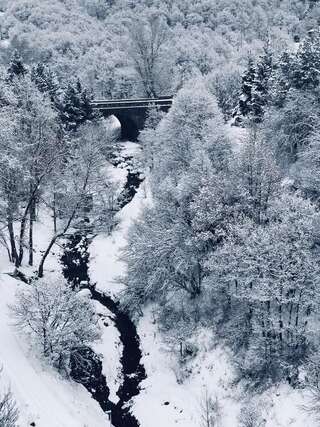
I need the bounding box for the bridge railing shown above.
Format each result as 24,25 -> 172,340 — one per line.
91,96 -> 173,110
92,95 -> 172,103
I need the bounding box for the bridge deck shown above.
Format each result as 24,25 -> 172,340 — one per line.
91,96 -> 173,110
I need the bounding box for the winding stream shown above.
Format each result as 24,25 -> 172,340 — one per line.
61,151 -> 145,427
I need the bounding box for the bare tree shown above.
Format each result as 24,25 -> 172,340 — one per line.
236,128 -> 281,225
0,368 -> 19,427
128,15 -> 170,97
38,122 -> 114,277
302,353 -> 320,421
10,279 -> 101,372
13,78 -> 63,268
0,77 -> 65,268
200,389 -> 221,427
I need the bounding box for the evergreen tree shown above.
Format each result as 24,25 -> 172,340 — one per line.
75,78 -> 82,95
238,57 -> 255,118
291,30 -> 320,90
7,50 -> 27,81
31,63 -> 60,103
59,84 -> 82,131
80,87 -> 96,123
269,50 -> 292,108
251,45 -> 273,122
237,47 -> 273,123
269,31 -> 320,109
58,80 -> 96,131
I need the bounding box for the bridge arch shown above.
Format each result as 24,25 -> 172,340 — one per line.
91,97 -> 173,142
113,111 -> 145,141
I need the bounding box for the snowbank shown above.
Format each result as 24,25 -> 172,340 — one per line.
132,305 -> 312,427
0,274 -> 109,427
0,205 -> 111,426
93,301 -> 123,404
225,121 -> 248,154
90,162 -> 312,426
132,307 -> 241,427
89,182 -> 147,297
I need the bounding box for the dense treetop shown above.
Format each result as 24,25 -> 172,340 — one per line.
0,0 -> 319,98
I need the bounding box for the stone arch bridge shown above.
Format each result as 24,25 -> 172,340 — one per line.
91,96 -> 173,141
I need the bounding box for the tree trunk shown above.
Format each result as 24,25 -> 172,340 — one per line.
7,216 -> 17,264
38,162 -> 90,277
28,197 -> 35,266
38,208 -> 77,278
5,246 -> 12,262
279,301 -> 283,352
17,183 -> 43,267
38,236 -> 56,278
17,207 -> 29,267
53,192 -> 57,234
190,261 -> 202,298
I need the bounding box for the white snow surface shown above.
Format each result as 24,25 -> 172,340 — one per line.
0,143 -> 143,427
132,307 -> 241,427
226,121 -> 248,153
132,305 -> 311,427
89,181 -> 147,297
0,205 -> 110,426
119,141 -> 143,158
88,160 -> 314,427
93,301 -> 123,404
106,162 -> 128,194
0,142 -> 316,427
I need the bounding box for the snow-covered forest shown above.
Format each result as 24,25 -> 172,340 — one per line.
1,0 -> 320,426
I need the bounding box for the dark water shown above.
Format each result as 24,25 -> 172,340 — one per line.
61,151 -> 146,427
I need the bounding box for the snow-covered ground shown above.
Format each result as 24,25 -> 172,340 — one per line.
0,156 -> 127,426
132,306 -> 311,427
89,183 -> 146,297
133,308 -> 241,427
120,141 -> 143,158
0,140 -> 315,427
0,141 -> 142,427
89,171 -> 242,426
225,121 -> 248,153
0,267 -> 109,427
88,148 -> 315,427
93,301 -> 123,404
89,141 -> 146,297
